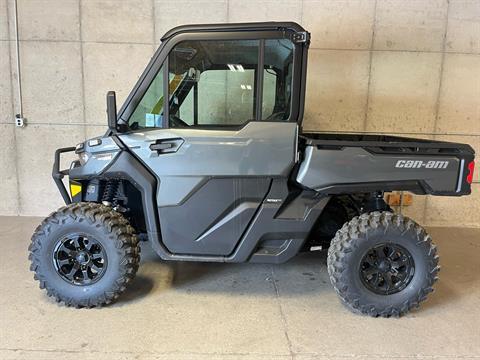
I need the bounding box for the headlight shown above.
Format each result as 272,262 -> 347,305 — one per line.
78,152 -> 89,165
93,152 -> 114,161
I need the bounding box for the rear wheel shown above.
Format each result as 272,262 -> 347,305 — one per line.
327,212 -> 439,317
29,202 -> 140,307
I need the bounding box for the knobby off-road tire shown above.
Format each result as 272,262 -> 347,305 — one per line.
327,211 -> 439,317
29,202 -> 140,307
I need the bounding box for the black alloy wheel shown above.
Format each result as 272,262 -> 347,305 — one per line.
53,233 -> 107,286
360,243 -> 415,295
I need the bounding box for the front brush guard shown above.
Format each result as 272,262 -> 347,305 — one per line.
52,147 -> 76,205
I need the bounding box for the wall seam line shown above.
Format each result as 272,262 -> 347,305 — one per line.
227,0 -> 230,22
0,122 -> 108,126
0,40 -> 478,57
424,0 -> 451,224
306,47 -> 479,55
78,0 -> 87,140
151,0 -> 156,43
1,38 -> 153,45
433,0 -> 451,134
362,0 -> 378,132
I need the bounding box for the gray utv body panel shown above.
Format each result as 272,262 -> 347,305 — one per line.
56,22 -> 474,265
119,121 -> 300,256
297,146 -> 461,194
297,134 -> 475,196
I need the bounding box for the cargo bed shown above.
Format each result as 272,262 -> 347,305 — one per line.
296,133 -> 475,196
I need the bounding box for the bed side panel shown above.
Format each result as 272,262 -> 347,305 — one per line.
296,146 -> 461,194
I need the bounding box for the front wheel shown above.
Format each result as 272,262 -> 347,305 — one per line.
29,202 -> 140,307
327,212 -> 439,317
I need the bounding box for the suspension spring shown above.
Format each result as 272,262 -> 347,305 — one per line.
102,180 -> 119,204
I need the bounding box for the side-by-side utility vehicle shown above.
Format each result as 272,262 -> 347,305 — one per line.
29,22 -> 475,317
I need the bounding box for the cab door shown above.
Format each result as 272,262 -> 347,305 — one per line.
119,28 -> 306,256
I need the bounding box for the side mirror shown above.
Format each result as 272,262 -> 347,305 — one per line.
106,91 -> 117,131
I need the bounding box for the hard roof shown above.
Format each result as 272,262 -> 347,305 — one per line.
161,21 -> 306,41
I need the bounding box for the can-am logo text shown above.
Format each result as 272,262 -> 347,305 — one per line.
395,160 -> 449,169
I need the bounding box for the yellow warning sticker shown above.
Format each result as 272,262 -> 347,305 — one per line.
70,183 -> 82,197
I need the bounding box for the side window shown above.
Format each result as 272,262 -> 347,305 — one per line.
128,64 -> 164,129
127,37 -> 295,130
262,39 -> 294,121
169,39 -> 259,127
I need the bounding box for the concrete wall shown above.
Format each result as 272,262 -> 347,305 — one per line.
0,0 -> 478,227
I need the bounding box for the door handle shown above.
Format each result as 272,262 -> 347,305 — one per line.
150,143 -> 173,151
149,138 -> 184,154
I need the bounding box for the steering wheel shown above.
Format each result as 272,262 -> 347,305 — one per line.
169,114 -> 190,128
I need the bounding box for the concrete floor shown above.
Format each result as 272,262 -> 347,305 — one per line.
0,216 -> 479,360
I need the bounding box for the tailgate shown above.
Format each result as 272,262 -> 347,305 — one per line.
296,135 -> 475,196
